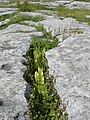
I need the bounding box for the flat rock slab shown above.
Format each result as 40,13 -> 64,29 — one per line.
0,33 -> 32,120
30,1 -> 60,7
0,24 -> 37,34
30,1 -> 72,7
38,17 -> 89,41
19,12 -> 44,17
0,8 -> 18,12
0,11 -> 16,17
19,12 -> 54,19
55,0 -> 73,5
65,1 -> 90,10
46,32 -> 90,120
0,27 -> 43,119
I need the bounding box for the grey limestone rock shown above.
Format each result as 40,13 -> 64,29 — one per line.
46,32 -> 90,120
65,1 -> 90,10
29,1 -> 60,7
0,11 -> 16,17
0,33 -> 31,120
0,24 -> 37,34
0,8 -> 18,12
0,30 -> 43,119
38,17 -> 89,41
19,12 -> 54,19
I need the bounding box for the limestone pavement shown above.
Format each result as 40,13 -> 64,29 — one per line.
0,0 -> 90,120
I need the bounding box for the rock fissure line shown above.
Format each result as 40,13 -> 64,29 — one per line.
23,36 -> 68,119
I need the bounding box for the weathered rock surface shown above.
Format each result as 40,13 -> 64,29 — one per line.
30,1 -> 72,7
0,24 -> 37,34
19,12 -> 55,19
38,17 -> 89,41
0,0 -> 90,120
30,1 -> 60,7
0,33 -> 31,120
0,8 -> 18,12
65,1 -> 90,10
0,29 -> 43,119
46,32 -> 90,120
0,11 -> 16,17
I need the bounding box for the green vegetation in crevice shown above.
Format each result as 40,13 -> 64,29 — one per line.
0,12 -> 18,22
31,24 -> 45,32
30,24 -> 59,42
23,33 -> 68,119
31,24 -> 53,39
0,14 -> 44,30
9,0 -> 54,11
56,6 -> 90,24
14,1 -> 90,24
9,14 -> 44,23
0,12 -> 18,30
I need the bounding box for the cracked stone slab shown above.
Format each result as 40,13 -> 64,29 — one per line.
0,8 -> 18,12
38,17 -> 89,41
65,1 -> 90,10
0,33 -> 32,120
0,30 -> 43,119
0,24 -> 37,34
0,11 -> 16,17
46,32 -> 90,120
30,1 -> 60,7
19,12 -> 54,19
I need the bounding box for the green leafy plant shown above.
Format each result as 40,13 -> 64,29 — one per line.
23,35 -> 67,119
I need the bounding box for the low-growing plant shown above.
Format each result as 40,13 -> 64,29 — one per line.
32,36 -> 58,51
31,24 -> 59,42
23,35 -> 67,119
31,24 -> 45,32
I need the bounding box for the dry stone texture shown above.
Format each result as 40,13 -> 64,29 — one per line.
46,32 -> 90,120
0,0 -> 90,120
